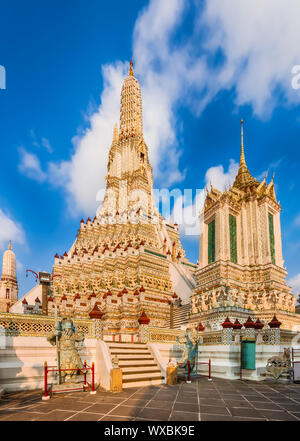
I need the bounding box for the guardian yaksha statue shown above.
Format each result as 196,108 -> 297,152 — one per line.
265,348 -> 292,381
47,317 -> 85,384
177,327 -> 200,373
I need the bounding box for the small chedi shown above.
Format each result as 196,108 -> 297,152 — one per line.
47,317 -> 85,385
0,241 -> 18,313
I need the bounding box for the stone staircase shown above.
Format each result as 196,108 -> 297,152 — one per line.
107,342 -> 164,388
165,302 -> 191,329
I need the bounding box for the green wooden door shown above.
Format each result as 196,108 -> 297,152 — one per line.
241,339 -> 256,370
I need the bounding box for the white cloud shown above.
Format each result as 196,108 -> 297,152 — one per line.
16,260 -> 24,273
18,148 -> 47,183
33,0 -> 300,215
48,62 -> 128,215
29,130 -> 53,153
204,159 -> 239,193
288,273 -> 300,295
133,0 -> 209,184
172,159 -> 239,237
201,0 -> 300,116
41,138 -> 53,153
0,209 -> 25,250
46,0 -> 210,215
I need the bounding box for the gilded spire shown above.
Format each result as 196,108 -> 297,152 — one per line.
233,119 -> 259,191
239,119 -> 247,172
129,59 -> 134,77
120,60 -> 143,137
8,240 -> 12,250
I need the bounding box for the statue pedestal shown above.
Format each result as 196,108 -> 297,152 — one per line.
51,382 -> 88,394
264,372 -> 292,384
166,367 -> 178,385
110,368 -> 122,393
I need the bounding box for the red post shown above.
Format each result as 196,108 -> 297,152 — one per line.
44,361 -> 48,397
90,362 -> 96,394
84,360 -> 87,388
187,360 -> 191,383
42,361 -> 50,400
208,359 -> 212,381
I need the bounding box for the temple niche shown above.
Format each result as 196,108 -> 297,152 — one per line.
191,120 -> 299,332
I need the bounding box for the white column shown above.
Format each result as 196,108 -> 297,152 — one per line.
223,205 -> 230,261
246,202 -> 255,265
273,211 -> 284,268
215,209 -> 221,262
263,204 -> 272,264
252,200 -> 260,265
199,211 -> 208,267
236,211 -> 242,265
241,205 -> 249,265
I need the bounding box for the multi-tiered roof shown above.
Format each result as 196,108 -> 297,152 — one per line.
51,62 -> 195,333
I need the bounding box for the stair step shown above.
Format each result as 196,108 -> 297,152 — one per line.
107,343 -> 147,349
118,361 -> 158,367
123,372 -> 163,381
107,341 -> 163,389
122,367 -> 161,374
114,355 -> 154,360
123,378 -> 163,388
110,350 -> 150,355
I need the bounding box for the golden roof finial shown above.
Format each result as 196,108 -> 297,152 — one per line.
8,240 -> 12,250
129,59 -> 134,76
240,119 -> 246,169
233,119 -> 259,190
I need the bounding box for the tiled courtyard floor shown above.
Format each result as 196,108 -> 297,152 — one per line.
0,378 -> 300,421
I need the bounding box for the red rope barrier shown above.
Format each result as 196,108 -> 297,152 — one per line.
43,361 -> 96,399
91,362 -> 96,394
84,360 -> 87,388
181,360 -> 212,383
42,361 -> 49,400
187,360 -> 191,383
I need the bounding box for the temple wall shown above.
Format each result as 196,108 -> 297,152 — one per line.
0,336 -> 97,392
10,285 -> 42,313
0,313 -> 102,392
150,328 -> 300,382
169,262 -> 193,304
152,341 -> 300,382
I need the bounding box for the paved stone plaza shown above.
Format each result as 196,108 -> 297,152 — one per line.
0,378 -> 300,421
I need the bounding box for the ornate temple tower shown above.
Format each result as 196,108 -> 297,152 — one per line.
191,121 -> 298,330
51,62 -> 195,340
0,241 -> 18,312
100,60 -> 156,219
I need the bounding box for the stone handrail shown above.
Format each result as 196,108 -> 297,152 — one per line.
202,331 -> 223,345
147,326 -> 182,343
0,312 -> 101,339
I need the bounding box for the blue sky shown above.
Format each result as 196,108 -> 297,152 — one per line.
0,0 -> 300,298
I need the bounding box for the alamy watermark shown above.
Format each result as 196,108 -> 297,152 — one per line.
95,179 -> 205,236
291,65 -> 300,90
0,65 -> 6,90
